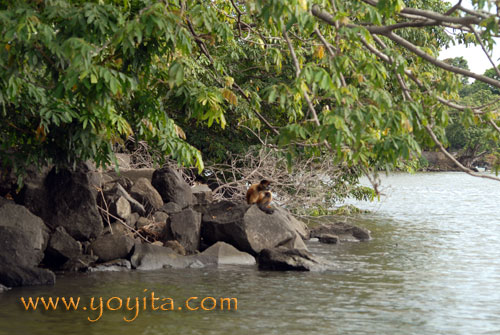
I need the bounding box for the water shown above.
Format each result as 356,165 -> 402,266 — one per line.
1,172 -> 500,335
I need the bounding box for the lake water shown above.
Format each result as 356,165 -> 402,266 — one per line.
1,172 -> 499,335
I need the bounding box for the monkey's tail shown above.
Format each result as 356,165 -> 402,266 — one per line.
258,203 -> 274,214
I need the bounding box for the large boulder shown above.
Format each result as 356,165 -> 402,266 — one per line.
195,242 -> 255,266
200,201 -> 301,255
163,208 -> 201,254
107,168 -> 155,184
0,203 -> 49,255
151,167 -> 193,208
44,226 -> 82,269
0,259 -> 55,287
310,222 -> 371,242
258,247 -> 324,271
0,226 -> 55,287
90,234 -> 135,262
129,177 -> 163,213
274,206 -> 310,240
45,165 -> 103,241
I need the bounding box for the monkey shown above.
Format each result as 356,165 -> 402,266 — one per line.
246,179 -> 274,214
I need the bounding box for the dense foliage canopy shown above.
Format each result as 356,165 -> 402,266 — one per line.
1,0 -> 500,185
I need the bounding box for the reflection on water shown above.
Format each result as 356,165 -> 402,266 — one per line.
1,172 -> 500,335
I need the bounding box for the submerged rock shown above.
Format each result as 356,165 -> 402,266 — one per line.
0,283 -> 10,292
318,234 -> 339,244
310,222 -> 371,242
90,259 -> 132,272
258,247 -> 324,271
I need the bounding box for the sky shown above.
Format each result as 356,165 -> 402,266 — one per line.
437,0 -> 500,75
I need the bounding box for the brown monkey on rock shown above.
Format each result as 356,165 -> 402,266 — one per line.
246,179 -> 274,214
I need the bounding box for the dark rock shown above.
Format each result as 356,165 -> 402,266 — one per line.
196,242 -> 255,266
45,165 -> 103,241
44,226 -> 82,269
201,201 -> 299,255
192,184 -> 213,205
109,195 -> 131,220
127,212 -> 140,227
11,165 -> 52,222
0,259 -> 55,287
0,203 -> 49,256
152,211 -> 168,224
90,259 -> 131,272
152,167 -> 193,208
111,184 -> 146,216
130,243 -> 198,270
258,247 -> 323,271
0,196 -> 13,208
60,254 -> 98,272
164,240 -> 186,255
107,168 -> 155,184
130,177 -> 163,213
166,208 -> 201,254
318,234 -> 339,244
90,234 -> 135,262
0,226 -> 45,267
310,223 -> 371,242
160,202 -> 182,214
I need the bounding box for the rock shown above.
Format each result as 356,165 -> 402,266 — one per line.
0,259 -> 55,287
110,196 -> 131,220
196,242 -> 256,266
0,203 -> 49,255
44,226 -> 82,269
111,183 -> 146,216
130,243 -> 197,270
0,283 -> 10,292
310,223 -> 371,242
11,164 -> 52,222
136,217 -> 153,230
152,167 -> 193,208
45,165 -> 103,241
90,234 -> 135,262
127,212 -> 140,227
165,208 -> 201,254
160,202 -> 182,214
192,184 -> 213,205
107,168 -> 155,184
278,233 -> 308,251
164,240 -> 186,255
258,247 -> 324,271
90,259 -> 131,272
60,254 -> 98,272
274,206 -> 310,240
201,201 -> 300,255
0,226 -> 45,267
130,177 -> 163,213
0,196 -> 13,208
115,153 -> 131,169
152,211 -> 168,224
318,234 -> 339,244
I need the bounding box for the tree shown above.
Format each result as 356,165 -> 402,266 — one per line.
1,0 -> 500,189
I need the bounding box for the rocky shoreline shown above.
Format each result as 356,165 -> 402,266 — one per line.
0,163 -> 371,289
